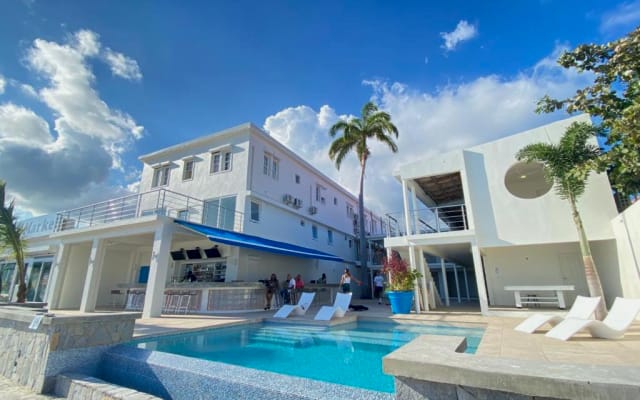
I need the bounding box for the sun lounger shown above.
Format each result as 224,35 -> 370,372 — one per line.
545,297 -> 640,340
514,295 -> 601,333
273,292 -> 315,318
314,292 -> 352,321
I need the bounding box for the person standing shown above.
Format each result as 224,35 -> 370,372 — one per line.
373,271 -> 385,304
340,268 -> 361,293
264,273 -> 279,310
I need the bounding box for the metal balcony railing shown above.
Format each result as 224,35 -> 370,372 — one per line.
384,204 -> 468,237
54,189 -> 244,233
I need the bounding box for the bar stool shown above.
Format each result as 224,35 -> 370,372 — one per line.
110,289 -> 125,309
176,293 -> 192,314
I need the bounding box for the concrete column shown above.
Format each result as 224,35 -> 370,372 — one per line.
80,238 -> 107,312
440,258 -> 450,306
410,185 -> 420,234
471,243 -> 489,314
401,179 -> 412,236
408,244 -> 421,313
46,242 -> 70,309
143,222 -> 173,318
417,248 -> 430,311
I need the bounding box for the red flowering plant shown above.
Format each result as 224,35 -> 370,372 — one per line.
381,252 -> 422,292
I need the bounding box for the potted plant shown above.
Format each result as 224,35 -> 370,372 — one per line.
382,252 -> 422,314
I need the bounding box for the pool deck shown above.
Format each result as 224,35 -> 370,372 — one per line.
131,300 -> 640,367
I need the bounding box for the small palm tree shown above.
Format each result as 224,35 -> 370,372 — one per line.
0,180 -> 27,303
329,101 -> 399,278
516,122 -> 607,319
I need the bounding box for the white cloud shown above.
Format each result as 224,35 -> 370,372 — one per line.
0,74 -> 5,94
0,30 -> 143,214
600,1 -> 640,33
263,46 -> 593,215
104,48 -> 143,81
441,20 -> 478,51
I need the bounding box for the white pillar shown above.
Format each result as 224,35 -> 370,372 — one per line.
417,248 -> 429,311
143,222 -> 173,318
471,243 -> 489,314
401,179 -> 412,236
453,264 -> 461,303
80,238 -> 107,312
408,244 -> 421,313
463,268 -> 471,301
46,242 -> 70,309
410,185 -> 420,234
440,258 -> 450,306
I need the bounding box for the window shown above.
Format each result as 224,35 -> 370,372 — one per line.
263,153 -> 279,180
210,151 -> 232,173
263,154 -> 270,175
327,230 -> 333,245
295,174 -> 300,184
203,196 -> 236,230
152,165 -> 170,188
312,225 -> 318,239
333,197 -> 337,205
182,159 -> 195,181
315,185 -> 321,201
272,157 -> 279,179
346,204 -> 354,218
250,200 -> 260,222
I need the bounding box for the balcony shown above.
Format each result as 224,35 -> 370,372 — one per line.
384,204 -> 468,237
54,189 -> 244,233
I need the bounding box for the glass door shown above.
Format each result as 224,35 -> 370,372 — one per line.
25,259 -> 53,302
0,262 -> 16,302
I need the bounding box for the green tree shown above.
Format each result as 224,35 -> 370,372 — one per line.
0,180 -> 27,303
516,122 -> 607,319
328,102 -> 399,286
537,27 -> 640,195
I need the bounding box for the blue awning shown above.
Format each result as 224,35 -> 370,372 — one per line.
174,220 -> 343,262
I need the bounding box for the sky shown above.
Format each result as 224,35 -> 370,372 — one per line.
0,0 -> 639,218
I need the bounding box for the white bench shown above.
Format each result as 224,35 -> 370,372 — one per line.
504,285 -> 575,309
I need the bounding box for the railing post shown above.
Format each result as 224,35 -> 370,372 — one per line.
435,207 -> 440,232
462,204 -> 467,230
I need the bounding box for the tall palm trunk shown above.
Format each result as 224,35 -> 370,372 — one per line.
568,193 -> 607,319
358,156 -> 368,293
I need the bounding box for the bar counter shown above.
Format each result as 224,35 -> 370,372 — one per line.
122,282 -> 266,313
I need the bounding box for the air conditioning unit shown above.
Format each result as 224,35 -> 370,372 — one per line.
293,198 -> 303,208
309,206 -> 318,215
283,194 -> 293,204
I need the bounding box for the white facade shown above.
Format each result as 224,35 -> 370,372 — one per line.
2,123 -> 385,316
385,115 -> 639,314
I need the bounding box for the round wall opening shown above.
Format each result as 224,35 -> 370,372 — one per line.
504,161 -> 552,199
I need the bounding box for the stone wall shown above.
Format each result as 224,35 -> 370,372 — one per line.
0,307 -> 140,394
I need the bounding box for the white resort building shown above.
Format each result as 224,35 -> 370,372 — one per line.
0,123 -> 387,317
384,114 -> 640,315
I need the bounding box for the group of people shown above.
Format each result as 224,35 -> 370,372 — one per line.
263,273 -> 305,310
263,268 -> 387,310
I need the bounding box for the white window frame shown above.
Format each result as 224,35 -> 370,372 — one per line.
210,150 -> 232,174
263,154 -> 270,176
263,152 -> 279,180
152,165 -> 171,188
182,159 -> 195,181
271,157 -> 279,180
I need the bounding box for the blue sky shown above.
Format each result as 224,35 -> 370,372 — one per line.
0,0 -> 638,217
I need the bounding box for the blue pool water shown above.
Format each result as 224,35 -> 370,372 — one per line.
130,321 -> 484,393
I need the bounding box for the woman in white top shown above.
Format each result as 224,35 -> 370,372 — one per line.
340,268 -> 361,293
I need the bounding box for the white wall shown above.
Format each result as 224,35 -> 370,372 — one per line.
610,201 -> 640,299
95,248 -> 134,307
482,243 -> 591,307
57,243 -> 91,309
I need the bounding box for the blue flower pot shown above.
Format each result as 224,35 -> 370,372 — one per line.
387,290 -> 414,314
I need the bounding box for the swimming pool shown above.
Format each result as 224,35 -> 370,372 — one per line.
129,321 -> 484,393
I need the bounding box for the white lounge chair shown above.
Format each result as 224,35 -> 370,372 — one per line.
314,292 -> 352,321
514,295 -> 601,333
545,297 -> 640,341
273,292 -> 315,318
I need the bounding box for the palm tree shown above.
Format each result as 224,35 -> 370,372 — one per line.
0,180 -> 27,303
516,121 -> 607,319
328,101 -> 399,287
